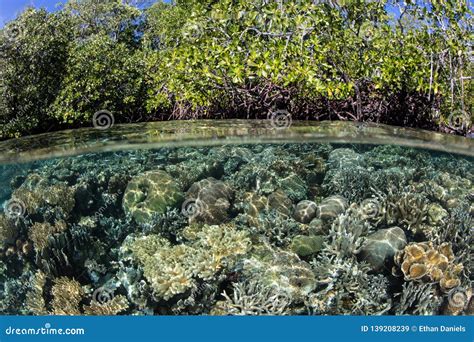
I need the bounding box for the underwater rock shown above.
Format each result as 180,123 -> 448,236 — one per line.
317,195 -> 348,220
394,242 -> 463,292
185,177 -> 234,225
358,227 -> 407,271
308,218 -> 325,235
268,189 -> 293,217
122,170 -> 183,224
290,235 -> 324,257
293,200 -> 318,223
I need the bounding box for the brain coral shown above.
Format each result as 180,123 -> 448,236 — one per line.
122,170 -> 183,224
394,242 -> 463,292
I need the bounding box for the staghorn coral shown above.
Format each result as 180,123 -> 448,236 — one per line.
83,295 -> 129,315
309,204 -> 391,314
213,279 -> 291,315
394,242 -> 463,293
51,277 -> 84,315
324,203 -> 371,258
235,209 -> 303,248
394,282 -> 443,315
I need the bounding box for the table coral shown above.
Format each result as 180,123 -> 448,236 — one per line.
394,242 -> 463,292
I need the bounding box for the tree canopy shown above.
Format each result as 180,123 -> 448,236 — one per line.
0,0 -> 472,139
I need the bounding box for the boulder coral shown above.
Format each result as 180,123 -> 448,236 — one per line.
122,170 -> 183,224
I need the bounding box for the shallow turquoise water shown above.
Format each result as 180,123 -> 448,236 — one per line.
0,122 -> 472,315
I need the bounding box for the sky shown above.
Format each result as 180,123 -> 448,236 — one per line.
0,0 -> 65,26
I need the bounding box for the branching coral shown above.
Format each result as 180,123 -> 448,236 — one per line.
213,279 -> 291,315
83,295 -> 129,315
394,282 -> 442,315
394,242 -> 463,293
51,276 -> 84,315
127,223 -> 251,300
28,220 -> 68,251
309,204 -> 391,314
25,271 -> 48,315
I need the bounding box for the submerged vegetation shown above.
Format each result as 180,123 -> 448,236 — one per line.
0,0 -> 473,139
0,142 -> 472,315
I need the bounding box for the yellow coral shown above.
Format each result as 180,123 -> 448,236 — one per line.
394,242 -> 463,292
51,277 -> 84,315
83,295 -> 129,315
128,224 -> 251,300
25,271 -> 48,315
28,220 -> 68,251
129,235 -> 195,300
12,174 -> 75,218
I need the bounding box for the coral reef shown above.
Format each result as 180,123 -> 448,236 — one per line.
0,142 -> 471,316
51,277 -> 84,315
290,235 -> 324,257
83,295 -> 129,315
